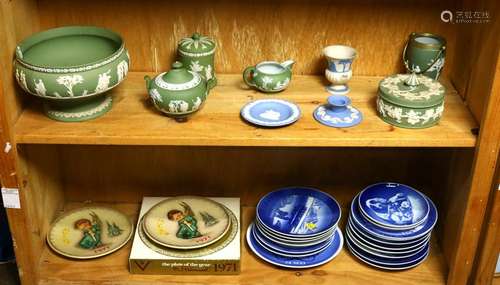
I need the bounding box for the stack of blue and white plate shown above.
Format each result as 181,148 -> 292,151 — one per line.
247,187 -> 344,268
346,182 -> 438,270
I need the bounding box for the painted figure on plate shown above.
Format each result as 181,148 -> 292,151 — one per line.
167,202 -> 202,239
74,212 -> 102,249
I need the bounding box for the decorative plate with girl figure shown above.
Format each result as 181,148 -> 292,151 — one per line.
142,196 -> 230,249
47,206 -> 133,259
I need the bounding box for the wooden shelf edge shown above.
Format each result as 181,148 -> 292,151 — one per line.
15,73 -> 478,148
38,203 -> 448,285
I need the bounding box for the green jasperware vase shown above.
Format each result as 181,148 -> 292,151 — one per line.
14,26 -> 130,122
377,74 -> 445,129
178,33 -> 216,90
145,61 -> 208,121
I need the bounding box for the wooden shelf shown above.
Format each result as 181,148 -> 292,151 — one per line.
15,73 -> 477,147
39,203 -> 448,285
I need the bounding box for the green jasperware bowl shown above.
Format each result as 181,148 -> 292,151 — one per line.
14,26 -> 130,122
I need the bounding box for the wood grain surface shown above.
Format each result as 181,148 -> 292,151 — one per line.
14,73 -> 478,147
38,203 -> 448,285
36,0 -> 458,76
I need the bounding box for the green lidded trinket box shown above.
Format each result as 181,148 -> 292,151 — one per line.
376,74 -> 445,129
178,33 -> 216,90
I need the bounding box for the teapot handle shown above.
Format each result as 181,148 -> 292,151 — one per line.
243,66 -> 257,88
144,75 -> 152,90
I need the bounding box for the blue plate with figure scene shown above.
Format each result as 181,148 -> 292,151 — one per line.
350,194 -> 437,241
358,183 -> 430,230
247,223 -> 343,268
241,99 -> 301,128
257,187 -> 341,237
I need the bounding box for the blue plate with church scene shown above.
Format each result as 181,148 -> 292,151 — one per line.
358,183 -> 430,230
256,187 -> 341,237
246,223 -> 343,268
350,193 -> 437,241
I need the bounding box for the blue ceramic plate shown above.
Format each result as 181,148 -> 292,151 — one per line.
253,222 -> 333,254
252,223 -> 333,257
347,218 -> 431,251
358,183 -> 430,230
241,99 -> 301,127
346,225 -> 429,259
255,220 -> 334,247
346,237 -> 430,270
247,223 -> 343,269
255,218 -> 335,243
257,187 -> 341,237
313,95 -> 363,128
350,194 -> 437,241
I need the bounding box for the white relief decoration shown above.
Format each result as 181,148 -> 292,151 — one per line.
17,46 -> 126,73
179,35 -> 214,51
149,88 -> 163,104
316,105 -> 360,124
168,100 -> 189,113
189,60 -> 204,73
377,98 -> 444,125
117,60 -> 129,82
34,79 -> 47,96
155,71 -> 201,91
273,77 -> 290,91
380,74 -> 444,101
191,97 -> 202,111
366,193 -> 414,225
95,70 -> 111,93
259,109 -> 281,121
47,96 -> 112,119
15,69 -> 28,91
56,75 -> 84,97
261,76 -> 273,89
205,65 -> 213,80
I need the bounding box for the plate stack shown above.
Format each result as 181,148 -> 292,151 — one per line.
247,187 -> 343,268
346,182 -> 438,270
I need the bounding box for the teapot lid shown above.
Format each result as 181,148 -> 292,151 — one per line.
178,33 -> 216,55
156,61 -> 202,91
378,74 -> 445,108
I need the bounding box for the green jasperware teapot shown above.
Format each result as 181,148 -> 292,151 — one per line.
145,61 -> 208,121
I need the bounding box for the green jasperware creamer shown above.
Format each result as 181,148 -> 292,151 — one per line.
178,33 -> 216,90
145,61 -> 208,121
377,74 -> 445,129
14,26 -> 130,122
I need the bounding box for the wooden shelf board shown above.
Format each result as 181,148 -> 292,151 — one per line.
16,73 -> 477,147
38,203 -> 448,285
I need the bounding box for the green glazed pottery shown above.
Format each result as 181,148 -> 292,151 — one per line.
144,61 -> 208,121
243,60 -> 294,93
14,26 -> 130,122
377,74 -> 445,129
403,32 -> 446,80
178,33 -> 216,90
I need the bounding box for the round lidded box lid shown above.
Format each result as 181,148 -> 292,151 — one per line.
378,74 -> 445,108
178,33 -> 216,54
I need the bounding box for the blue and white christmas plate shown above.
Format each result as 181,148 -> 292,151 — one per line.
252,222 -> 333,254
247,223 -> 343,268
358,183 -> 430,230
350,194 -> 437,241
313,95 -> 362,128
346,236 -> 430,270
257,187 -> 341,237
241,99 -> 301,128
255,218 -> 335,244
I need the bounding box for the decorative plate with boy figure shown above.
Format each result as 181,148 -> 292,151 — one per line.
143,196 -> 230,249
47,206 -> 133,259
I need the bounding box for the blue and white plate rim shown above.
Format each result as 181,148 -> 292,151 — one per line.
240,99 -> 301,127
254,219 -> 335,247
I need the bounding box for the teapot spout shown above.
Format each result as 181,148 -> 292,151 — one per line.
281,59 -> 295,70
144,75 -> 152,90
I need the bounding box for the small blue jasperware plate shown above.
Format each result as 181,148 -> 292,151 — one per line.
252,222 -> 333,254
350,194 -> 437,241
257,187 -> 341,237
247,223 -> 343,269
346,237 -> 430,270
358,183 -> 430,230
241,99 -> 301,127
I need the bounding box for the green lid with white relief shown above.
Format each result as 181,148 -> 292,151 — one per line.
378,74 -> 445,108
178,33 -> 216,55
